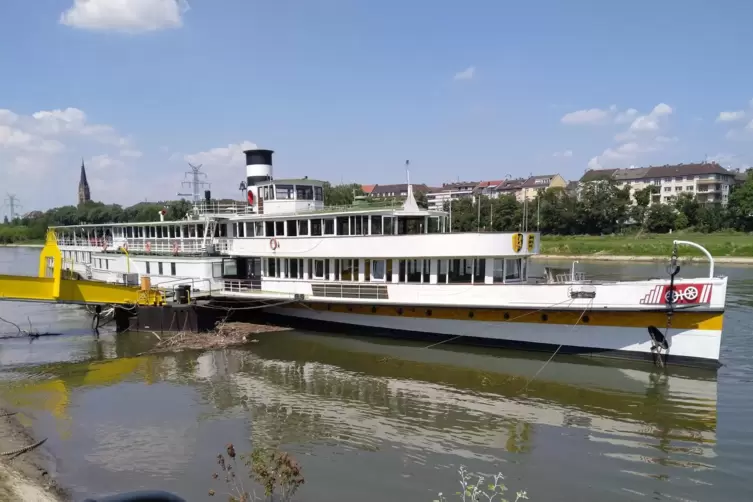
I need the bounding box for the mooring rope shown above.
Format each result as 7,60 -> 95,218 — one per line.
420,297 -> 577,350
518,298 -> 594,394
1,438 -> 47,458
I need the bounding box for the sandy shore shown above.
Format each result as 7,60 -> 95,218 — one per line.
0,406 -> 67,501
533,254 -> 753,265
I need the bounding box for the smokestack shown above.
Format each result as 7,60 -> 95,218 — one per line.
244,149 -> 274,186
244,148 -> 274,208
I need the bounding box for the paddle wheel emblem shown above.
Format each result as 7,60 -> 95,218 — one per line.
639,283 -> 712,305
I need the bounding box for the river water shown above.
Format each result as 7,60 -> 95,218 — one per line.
0,247 -> 752,502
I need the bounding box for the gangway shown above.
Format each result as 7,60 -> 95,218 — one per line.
0,230 -> 165,306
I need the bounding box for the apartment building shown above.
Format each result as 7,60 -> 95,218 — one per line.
519,174 -> 568,201
579,162 -> 738,205
426,181 -> 478,211
368,183 -> 431,198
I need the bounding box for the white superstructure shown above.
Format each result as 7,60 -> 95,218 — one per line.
52,147 -> 729,368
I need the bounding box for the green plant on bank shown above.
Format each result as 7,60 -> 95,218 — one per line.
435,465 -> 528,502
209,444 -> 304,502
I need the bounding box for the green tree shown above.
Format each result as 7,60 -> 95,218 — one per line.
322,182 -> 363,206
727,171 -> 753,231
673,193 -> 701,228
645,203 -> 676,233
576,181 -> 630,234
2,215 -> 8,225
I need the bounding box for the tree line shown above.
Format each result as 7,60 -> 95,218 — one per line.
443,172 -> 753,235
0,182 -> 367,244
2,176 -> 752,245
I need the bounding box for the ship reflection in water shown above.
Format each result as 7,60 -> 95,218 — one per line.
1,330 -> 719,502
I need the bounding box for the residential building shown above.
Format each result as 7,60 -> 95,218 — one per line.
369,183 -> 431,198
519,174 -> 567,201
493,178 -> 527,201
579,162 -> 738,205
360,184 -> 377,195
426,181 -> 478,211
474,180 -> 506,198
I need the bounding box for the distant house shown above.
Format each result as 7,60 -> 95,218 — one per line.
426,181 -> 479,211
579,162 -> 738,205
361,184 -> 377,195
492,178 -> 526,200
370,183 -> 430,198
519,174 -> 567,201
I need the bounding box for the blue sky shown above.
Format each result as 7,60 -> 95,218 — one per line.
1,0 -> 752,213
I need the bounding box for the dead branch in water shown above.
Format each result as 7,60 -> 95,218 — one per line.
145,322 -> 291,354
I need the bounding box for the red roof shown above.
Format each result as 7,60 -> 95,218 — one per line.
361,184 -> 377,194
476,180 -> 505,189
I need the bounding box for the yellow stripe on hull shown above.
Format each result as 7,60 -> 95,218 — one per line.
281,303 -> 724,331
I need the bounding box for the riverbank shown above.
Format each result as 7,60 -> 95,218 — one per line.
0,405 -> 67,501
540,232 -> 753,260
533,254 -> 753,264
0,243 -> 43,248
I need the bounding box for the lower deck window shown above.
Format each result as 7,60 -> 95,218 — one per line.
371,259 -> 386,281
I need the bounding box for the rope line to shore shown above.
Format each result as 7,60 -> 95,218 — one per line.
517,298 -> 594,394
1,438 -> 47,459
419,297 -> 578,350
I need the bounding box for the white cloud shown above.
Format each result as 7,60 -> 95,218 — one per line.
453,66 -> 476,81
0,106 -> 138,208
60,0 -> 189,33
716,110 -> 746,122
88,154 -> 126,172
614,108 -> 638,124
560,107 -> 611,125
552,150 -> 573,158
183,141 -> 258,167
628,103 -> 673,132
181,141 -> 259,197
120,149 -> 143,158
655,135 -> 678,143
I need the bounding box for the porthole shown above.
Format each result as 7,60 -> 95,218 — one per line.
397,308 -> 403,315
426,309 -> 433,316
583,315 -> 590,324
468,311 -> 475,318
503,312 -> 510,320
327,304 -> 332,311
371,306 -> 377,313
541,314 -> 549,322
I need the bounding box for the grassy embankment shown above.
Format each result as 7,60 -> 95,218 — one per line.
541,231 -> 753,258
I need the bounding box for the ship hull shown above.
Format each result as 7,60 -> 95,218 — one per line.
263,303 -> 723,369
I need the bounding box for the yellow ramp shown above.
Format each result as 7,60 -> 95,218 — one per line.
0,229 -> 164,306
0,274 -> 163,305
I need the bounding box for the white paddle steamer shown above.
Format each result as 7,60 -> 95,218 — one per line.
52,148 -> 728,368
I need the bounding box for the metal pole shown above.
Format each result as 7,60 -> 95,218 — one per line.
477,194 -> 481,232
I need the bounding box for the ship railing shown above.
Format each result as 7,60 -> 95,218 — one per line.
192,200 -> 405,217
553,272 -> 587,283
56,237 -> 230,255
222,279 -> 262,293
153,277 -> 214,296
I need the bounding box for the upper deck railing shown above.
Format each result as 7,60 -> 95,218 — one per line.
192,198 -> 412,218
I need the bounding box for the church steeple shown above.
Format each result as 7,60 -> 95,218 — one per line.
78,158 -> 91,205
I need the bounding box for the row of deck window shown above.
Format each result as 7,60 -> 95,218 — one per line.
233,215 -> 445,238
261,257 -> 526,284
55,214 -> 448,248
62,250 -> 178,276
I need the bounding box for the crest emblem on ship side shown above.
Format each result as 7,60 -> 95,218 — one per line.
512,233 -> 524,253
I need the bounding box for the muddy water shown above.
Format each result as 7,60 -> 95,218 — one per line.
1,248 -> 752,502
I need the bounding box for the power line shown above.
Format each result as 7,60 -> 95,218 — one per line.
176,163 -> 210,204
